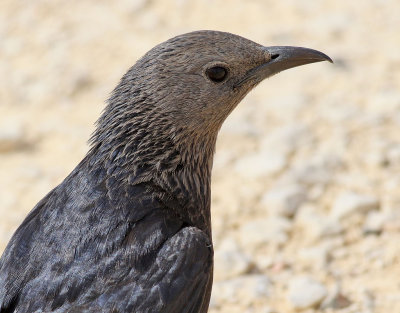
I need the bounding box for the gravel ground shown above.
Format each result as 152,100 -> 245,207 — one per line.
1,1 -> 400,312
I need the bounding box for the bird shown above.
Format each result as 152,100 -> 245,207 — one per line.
0,30 -> 332,313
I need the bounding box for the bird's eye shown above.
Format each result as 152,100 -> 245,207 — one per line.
205,66 -> 228,82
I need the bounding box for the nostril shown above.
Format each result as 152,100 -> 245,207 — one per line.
271,53 -> 280,60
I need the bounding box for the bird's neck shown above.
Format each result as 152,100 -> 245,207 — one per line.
89,124 -> 217,235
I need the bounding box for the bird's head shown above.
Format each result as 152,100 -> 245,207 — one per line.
94,30 -> 331,164
88,31 -> 331,230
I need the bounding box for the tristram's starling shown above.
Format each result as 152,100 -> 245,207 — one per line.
0,30 -> 332,313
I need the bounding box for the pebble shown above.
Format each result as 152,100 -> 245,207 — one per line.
291,155 -> 340,186
363,210 -> 387,235
298,246 -> 329,269
361,289 -> 375,312
320,286 -> 352,309
331,192 -> 379,220
0,120 -> 26,153
297,205 -> 343,240
66,69 -> 92,96
238,217 -> 292,247
211,274 -> 271,307
260,124 -> 313,156
220,115 -> 260,136
261,184 -> 307,218
117,0 -> 149,13
386,144 -> 400,166
287,276 -> 328,310
214,238 -> 252,280
234,151 -> 287,178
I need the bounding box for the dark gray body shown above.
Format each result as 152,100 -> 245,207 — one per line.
0,150 -> 213,312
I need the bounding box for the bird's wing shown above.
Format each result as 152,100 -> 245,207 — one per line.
0,161 -> 160,312
0,159 -> 213,313
59,226 -> 213,313
1,214 -> 213,313
0,190 -> 53,312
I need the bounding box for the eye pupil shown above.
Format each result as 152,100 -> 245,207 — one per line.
206,66 -> 227,82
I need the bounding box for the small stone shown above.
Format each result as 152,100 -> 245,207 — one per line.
261,184 -> 307,218
320,286 -> 352,309
238,217 -> 292,247
291,154 -> 343,187
299,246 -> 329,269
363,150 -> 387,167
211,274 -> 271,306
383,212 -> 400,232
214,238 -> 252,280
260,124 -> 313,156
363,210 -> 387,235
234,152 -> 287,178
118,0 -> 149,13
361,289 -> 375,311
331,192 -> 379,220
297,205 -> 343,240
266,93 -> 307,119
67,70 -> 92,96
292,163 -> 330,187
386,144 -> 400,166
0,120 -> 26,153
287,276 -> 328,309
220,115 -> 260,136
263,307 -> 278,313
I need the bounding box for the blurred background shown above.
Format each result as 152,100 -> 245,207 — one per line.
1,0 -> 400,312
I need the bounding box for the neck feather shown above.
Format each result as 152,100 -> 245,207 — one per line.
88,99 -> 218,233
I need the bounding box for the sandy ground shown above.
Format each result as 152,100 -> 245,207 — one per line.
1,1 -> 400,312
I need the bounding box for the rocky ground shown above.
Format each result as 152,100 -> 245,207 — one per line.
1,1 -> 400,312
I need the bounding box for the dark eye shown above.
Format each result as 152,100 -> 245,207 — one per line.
205,66 -> 228,82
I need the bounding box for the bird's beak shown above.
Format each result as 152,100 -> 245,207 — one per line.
262,46 -> 332,75
236,46 -> 332,87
